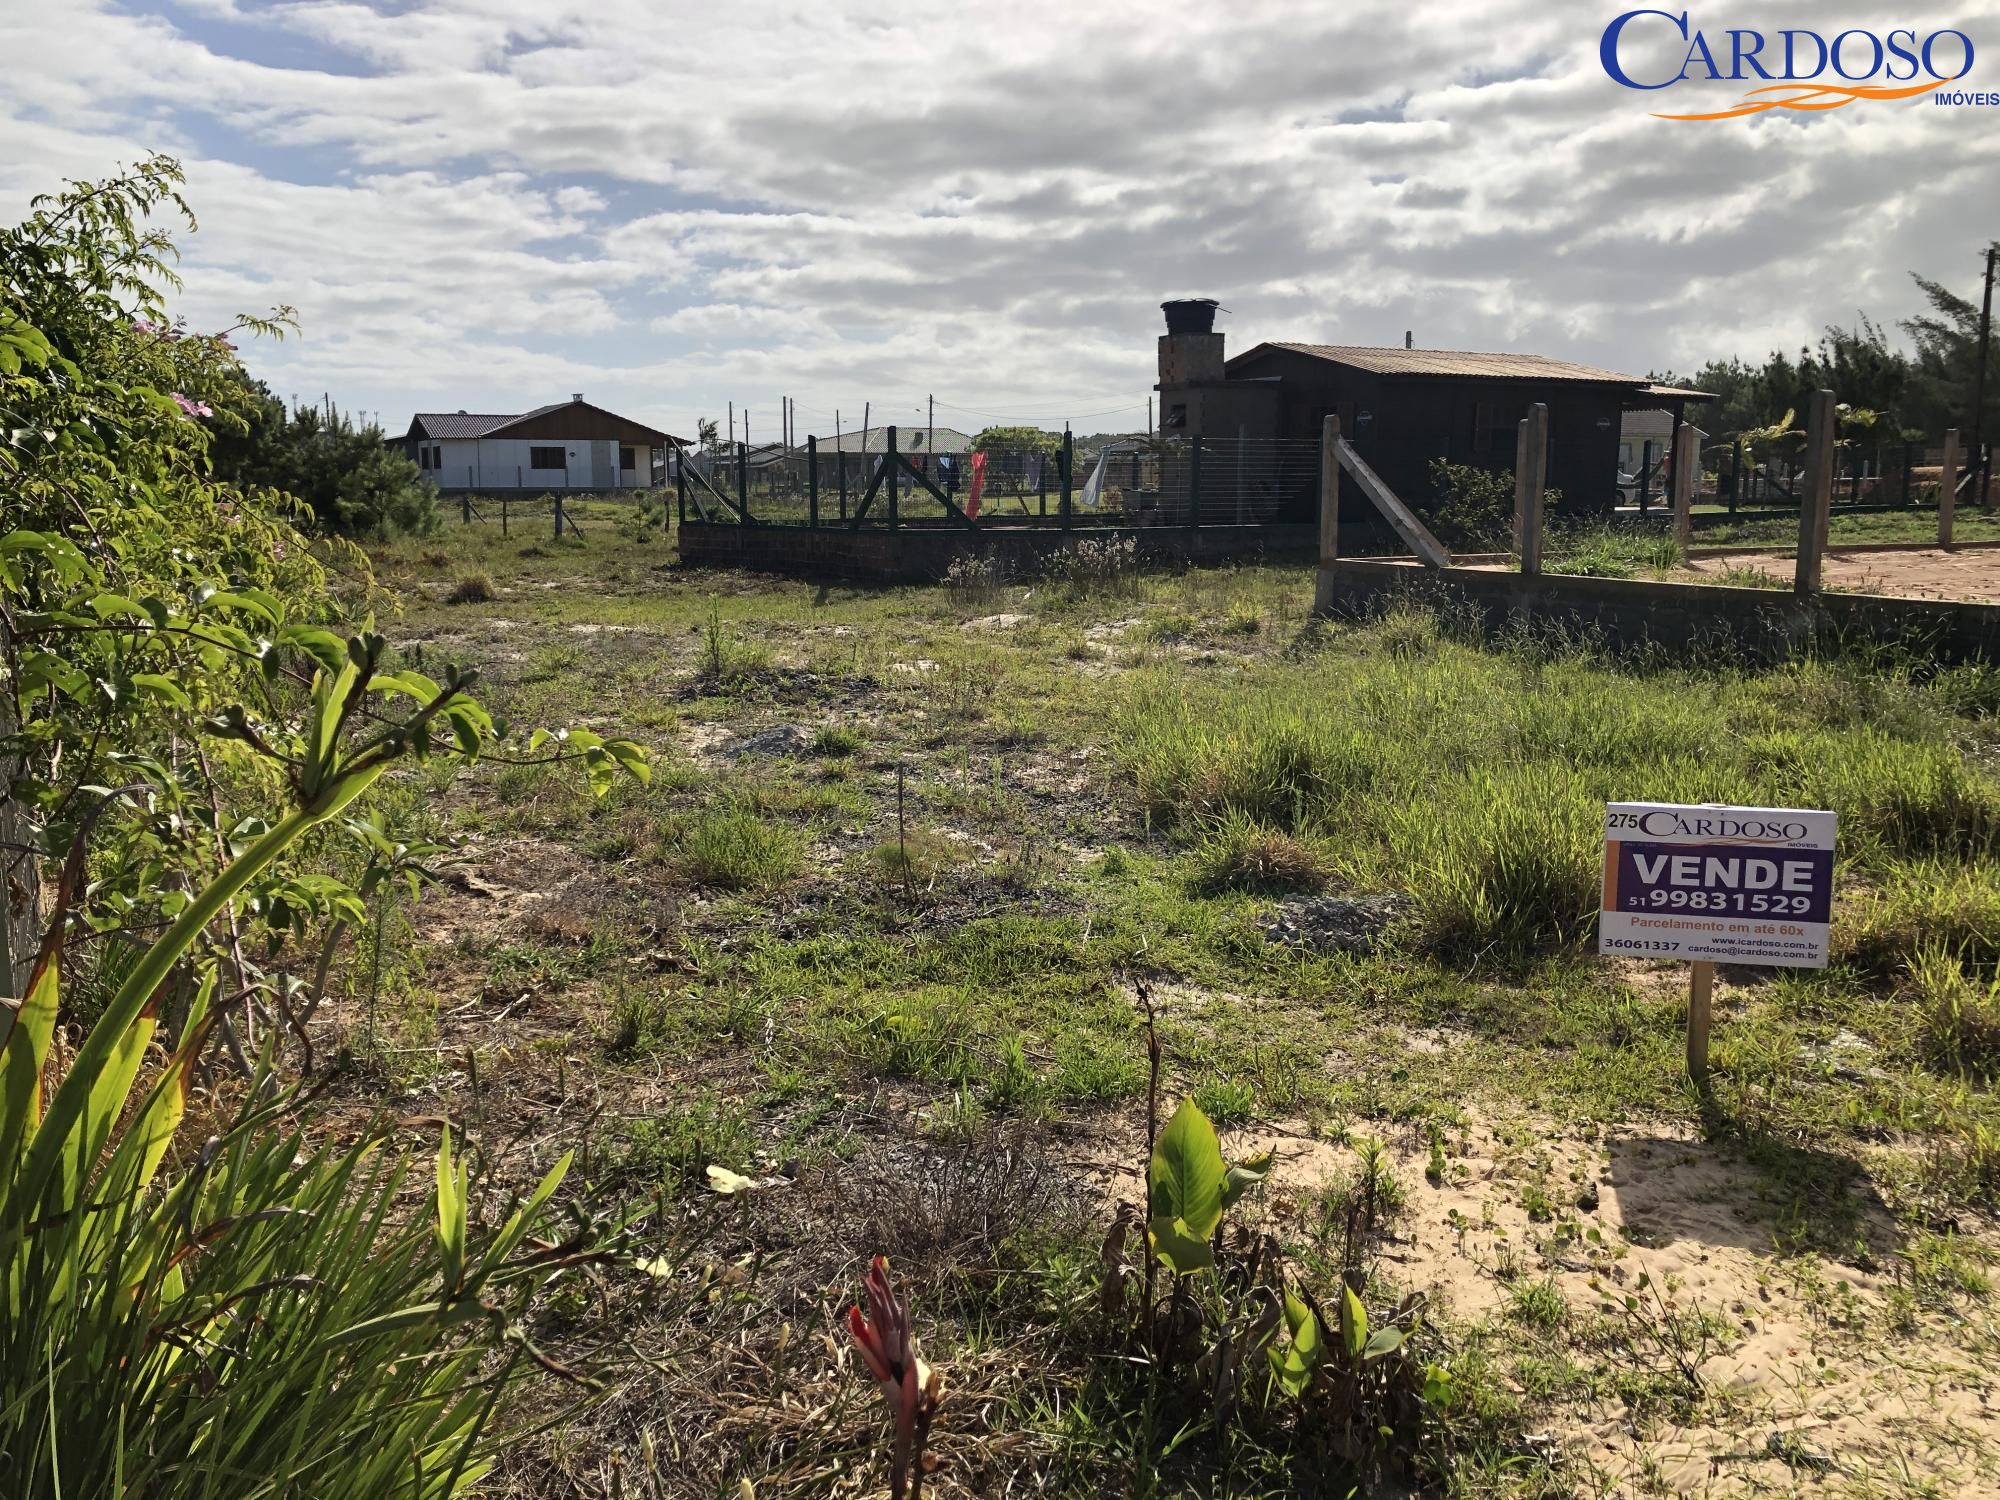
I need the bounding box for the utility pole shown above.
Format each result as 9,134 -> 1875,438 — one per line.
927,394 -> 934,461
728,401 -> 734,448
1973,242 -> 1996,509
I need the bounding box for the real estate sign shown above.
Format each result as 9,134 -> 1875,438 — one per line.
1599,803 -> 1837,969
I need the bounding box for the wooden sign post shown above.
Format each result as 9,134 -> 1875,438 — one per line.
1601,802 -> 1837,1088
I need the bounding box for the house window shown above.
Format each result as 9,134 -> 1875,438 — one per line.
417,447 -> 429,469
529,446 -> 567,470
619,445 -> 636,471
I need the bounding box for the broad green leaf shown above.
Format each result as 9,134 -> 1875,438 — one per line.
369,670 -> 441,704
131,672 -> 192,709
276,624 -> 350,676
1422,1363 -> 1456,1407
1149,1098 -> 1227,1239
1268,1286 -> 1323,1396
1145,1214 -> 1215,1275
202,589 -> 278,622
1341,1285 -> 1368,1361
0,922 -> 62,1213
88,592 -> 149,623
1222,1148 -> 1274,1209
436,1125 -> 466,1295
1363,1327 -> 1405,1361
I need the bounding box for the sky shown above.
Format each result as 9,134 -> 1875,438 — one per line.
2,1 -> 1997,441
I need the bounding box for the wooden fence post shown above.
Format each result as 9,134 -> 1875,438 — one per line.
1939,428 -> 1960,547
886,426 -> 899,530
737,441 -> 750,524
1795,388 -> 1835,593
553,491 -> 563,542
1637,441 -> 1653,513
807,435 -> 819,530
1671,421 -> 1697,557
1318,416 -> 1340,565
1060,430 -> 1074,531
1730,438 -> 1744,515
1515,403 -> 1548,574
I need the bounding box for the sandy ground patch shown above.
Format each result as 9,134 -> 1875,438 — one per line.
1066,1095 -> 1999,1495
1684,546 -> 2000,603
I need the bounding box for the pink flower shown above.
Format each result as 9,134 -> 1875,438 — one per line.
170,392 -> 213,419
848,1256 -> 941,1500
131,317 -> 158,336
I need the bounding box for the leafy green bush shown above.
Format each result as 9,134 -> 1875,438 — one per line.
210,383 -> 439,539
0,626 -> 645,1497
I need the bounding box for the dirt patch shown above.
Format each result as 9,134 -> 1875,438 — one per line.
1066,1098 -> 2000,1493
1683,546 -> 2000,604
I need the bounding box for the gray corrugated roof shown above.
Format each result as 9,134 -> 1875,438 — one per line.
1240,343 -> 1644,383
808,424 -> 976,454
410,401 -> 673,443
411,411 -> 521,438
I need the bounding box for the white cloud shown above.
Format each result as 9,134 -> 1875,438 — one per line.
1,0 -> 1996,438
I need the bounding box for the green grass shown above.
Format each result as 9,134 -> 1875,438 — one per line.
678,804 -> 805,890
354,518 -> 2000,1498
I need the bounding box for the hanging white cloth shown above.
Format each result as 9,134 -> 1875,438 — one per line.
1079,450 -> 1109,509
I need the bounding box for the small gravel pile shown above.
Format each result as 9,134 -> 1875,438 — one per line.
1262,894 -> 1410,956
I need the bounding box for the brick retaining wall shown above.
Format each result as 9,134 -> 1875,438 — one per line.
1315,559 -> 2000,663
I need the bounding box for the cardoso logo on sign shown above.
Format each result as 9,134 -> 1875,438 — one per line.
1600,11 -> 1988,118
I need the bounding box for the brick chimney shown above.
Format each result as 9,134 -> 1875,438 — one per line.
1158,299 -> 1224,386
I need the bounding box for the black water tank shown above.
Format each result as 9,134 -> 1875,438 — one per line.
1161,298 -> 1219,335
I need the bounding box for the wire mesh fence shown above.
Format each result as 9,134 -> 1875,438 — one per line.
674,435 -> 1325,531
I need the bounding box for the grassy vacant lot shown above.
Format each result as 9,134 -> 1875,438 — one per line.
340,499 -> 1998,1496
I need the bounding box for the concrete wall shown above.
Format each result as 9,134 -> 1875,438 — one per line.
680,521 -> 1319,584
1315,559 -> 2000,664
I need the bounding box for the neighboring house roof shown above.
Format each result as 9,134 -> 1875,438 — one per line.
408,412 -> 521,439
1231,342 -> 1645,384
405,399 -> 676,445
1637,383 -> 1716,401
808,424 -> 976,454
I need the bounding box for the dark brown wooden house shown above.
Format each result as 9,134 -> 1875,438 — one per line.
1154,300 -> 1707,513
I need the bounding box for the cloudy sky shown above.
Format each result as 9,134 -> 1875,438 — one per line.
2,1 -> 1996,439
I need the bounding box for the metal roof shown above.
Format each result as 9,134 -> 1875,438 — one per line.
409,411 -> 521,439
408,401 -> 668,442
1638,383 -> 1717,401
807,424 -> 976,454
1237,342 -> 1645,384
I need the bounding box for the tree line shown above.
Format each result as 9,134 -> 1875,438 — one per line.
1659,261 -> 1998,447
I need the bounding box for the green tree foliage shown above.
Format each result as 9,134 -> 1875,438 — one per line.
1,156 -> 651,1493
1667,253 -> 1999,445
210,382 -> 440,539
1902,254 -> 2000,445
972,424 -> 1060,456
